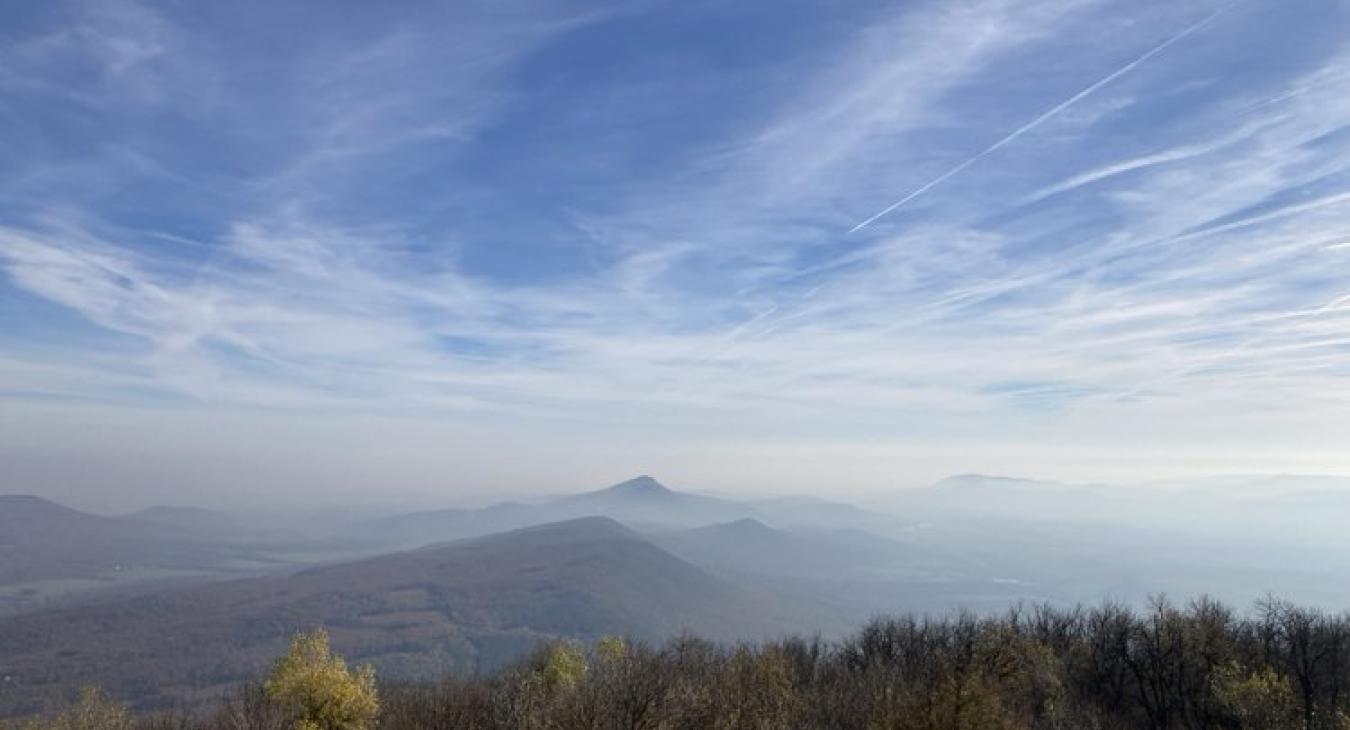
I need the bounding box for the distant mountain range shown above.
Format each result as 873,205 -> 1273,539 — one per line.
888,472 -> 1350,527
652,518 -> 926,581
0,494 -> 260,587
7,471 -> 1350,716
0,516 -> 814,715
1,475 -> 827,618
357,475 -> 879,549
0,495 -> 355,617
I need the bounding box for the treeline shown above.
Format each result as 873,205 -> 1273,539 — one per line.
10,596 -> 1350,729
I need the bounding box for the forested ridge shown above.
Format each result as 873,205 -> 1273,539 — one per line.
9,596 -> 1350,730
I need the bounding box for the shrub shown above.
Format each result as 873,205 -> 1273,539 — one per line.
537,642 -> 587,693
264,629 -> 378,730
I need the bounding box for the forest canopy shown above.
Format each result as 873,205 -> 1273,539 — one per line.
8,596 -> 1350,730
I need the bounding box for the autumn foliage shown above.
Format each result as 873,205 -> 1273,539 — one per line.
11,597 -> 1350,730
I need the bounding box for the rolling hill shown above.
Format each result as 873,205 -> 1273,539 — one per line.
357,475 -> 875,549
0,495 -> 233,583
653,518 -> 917,580
0,516 -> 810,716
0,495 -> 342,618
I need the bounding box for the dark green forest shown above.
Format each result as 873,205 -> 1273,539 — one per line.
11,597 -> 1350,730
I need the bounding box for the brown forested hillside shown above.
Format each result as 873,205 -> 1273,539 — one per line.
0,517 -> 808,716
9,596 -> 1350,730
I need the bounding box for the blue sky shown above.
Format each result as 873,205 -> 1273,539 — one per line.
2,0 -> 1350,507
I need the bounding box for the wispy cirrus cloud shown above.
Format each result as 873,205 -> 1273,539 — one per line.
848,5 -> 1233,233
2,0 -> 1350,503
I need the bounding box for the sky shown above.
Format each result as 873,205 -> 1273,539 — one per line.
2,0 -> 1350,510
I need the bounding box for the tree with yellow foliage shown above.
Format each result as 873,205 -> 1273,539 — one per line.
265,629 -> 379,730
540,641 -> 588,693
1211,661 -> 1302,730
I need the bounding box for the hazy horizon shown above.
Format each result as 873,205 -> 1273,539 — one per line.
10,461 -> 1350,514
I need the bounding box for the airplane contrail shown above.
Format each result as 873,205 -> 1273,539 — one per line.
849,6 -> 1232,234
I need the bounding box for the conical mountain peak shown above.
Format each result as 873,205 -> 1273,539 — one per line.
603,475 -> 673,497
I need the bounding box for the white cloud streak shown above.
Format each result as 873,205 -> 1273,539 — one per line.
849,4 -> 1231,233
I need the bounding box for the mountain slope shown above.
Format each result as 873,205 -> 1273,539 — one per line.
654,518 -> 926,580
548,475 -> 753,525
0,517 -> 807,715
876,474 -> 1120,523
124,505 -> 259,539
0,494 -> 140,550
358,475 -> 756,548
0,495 -> 237,585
